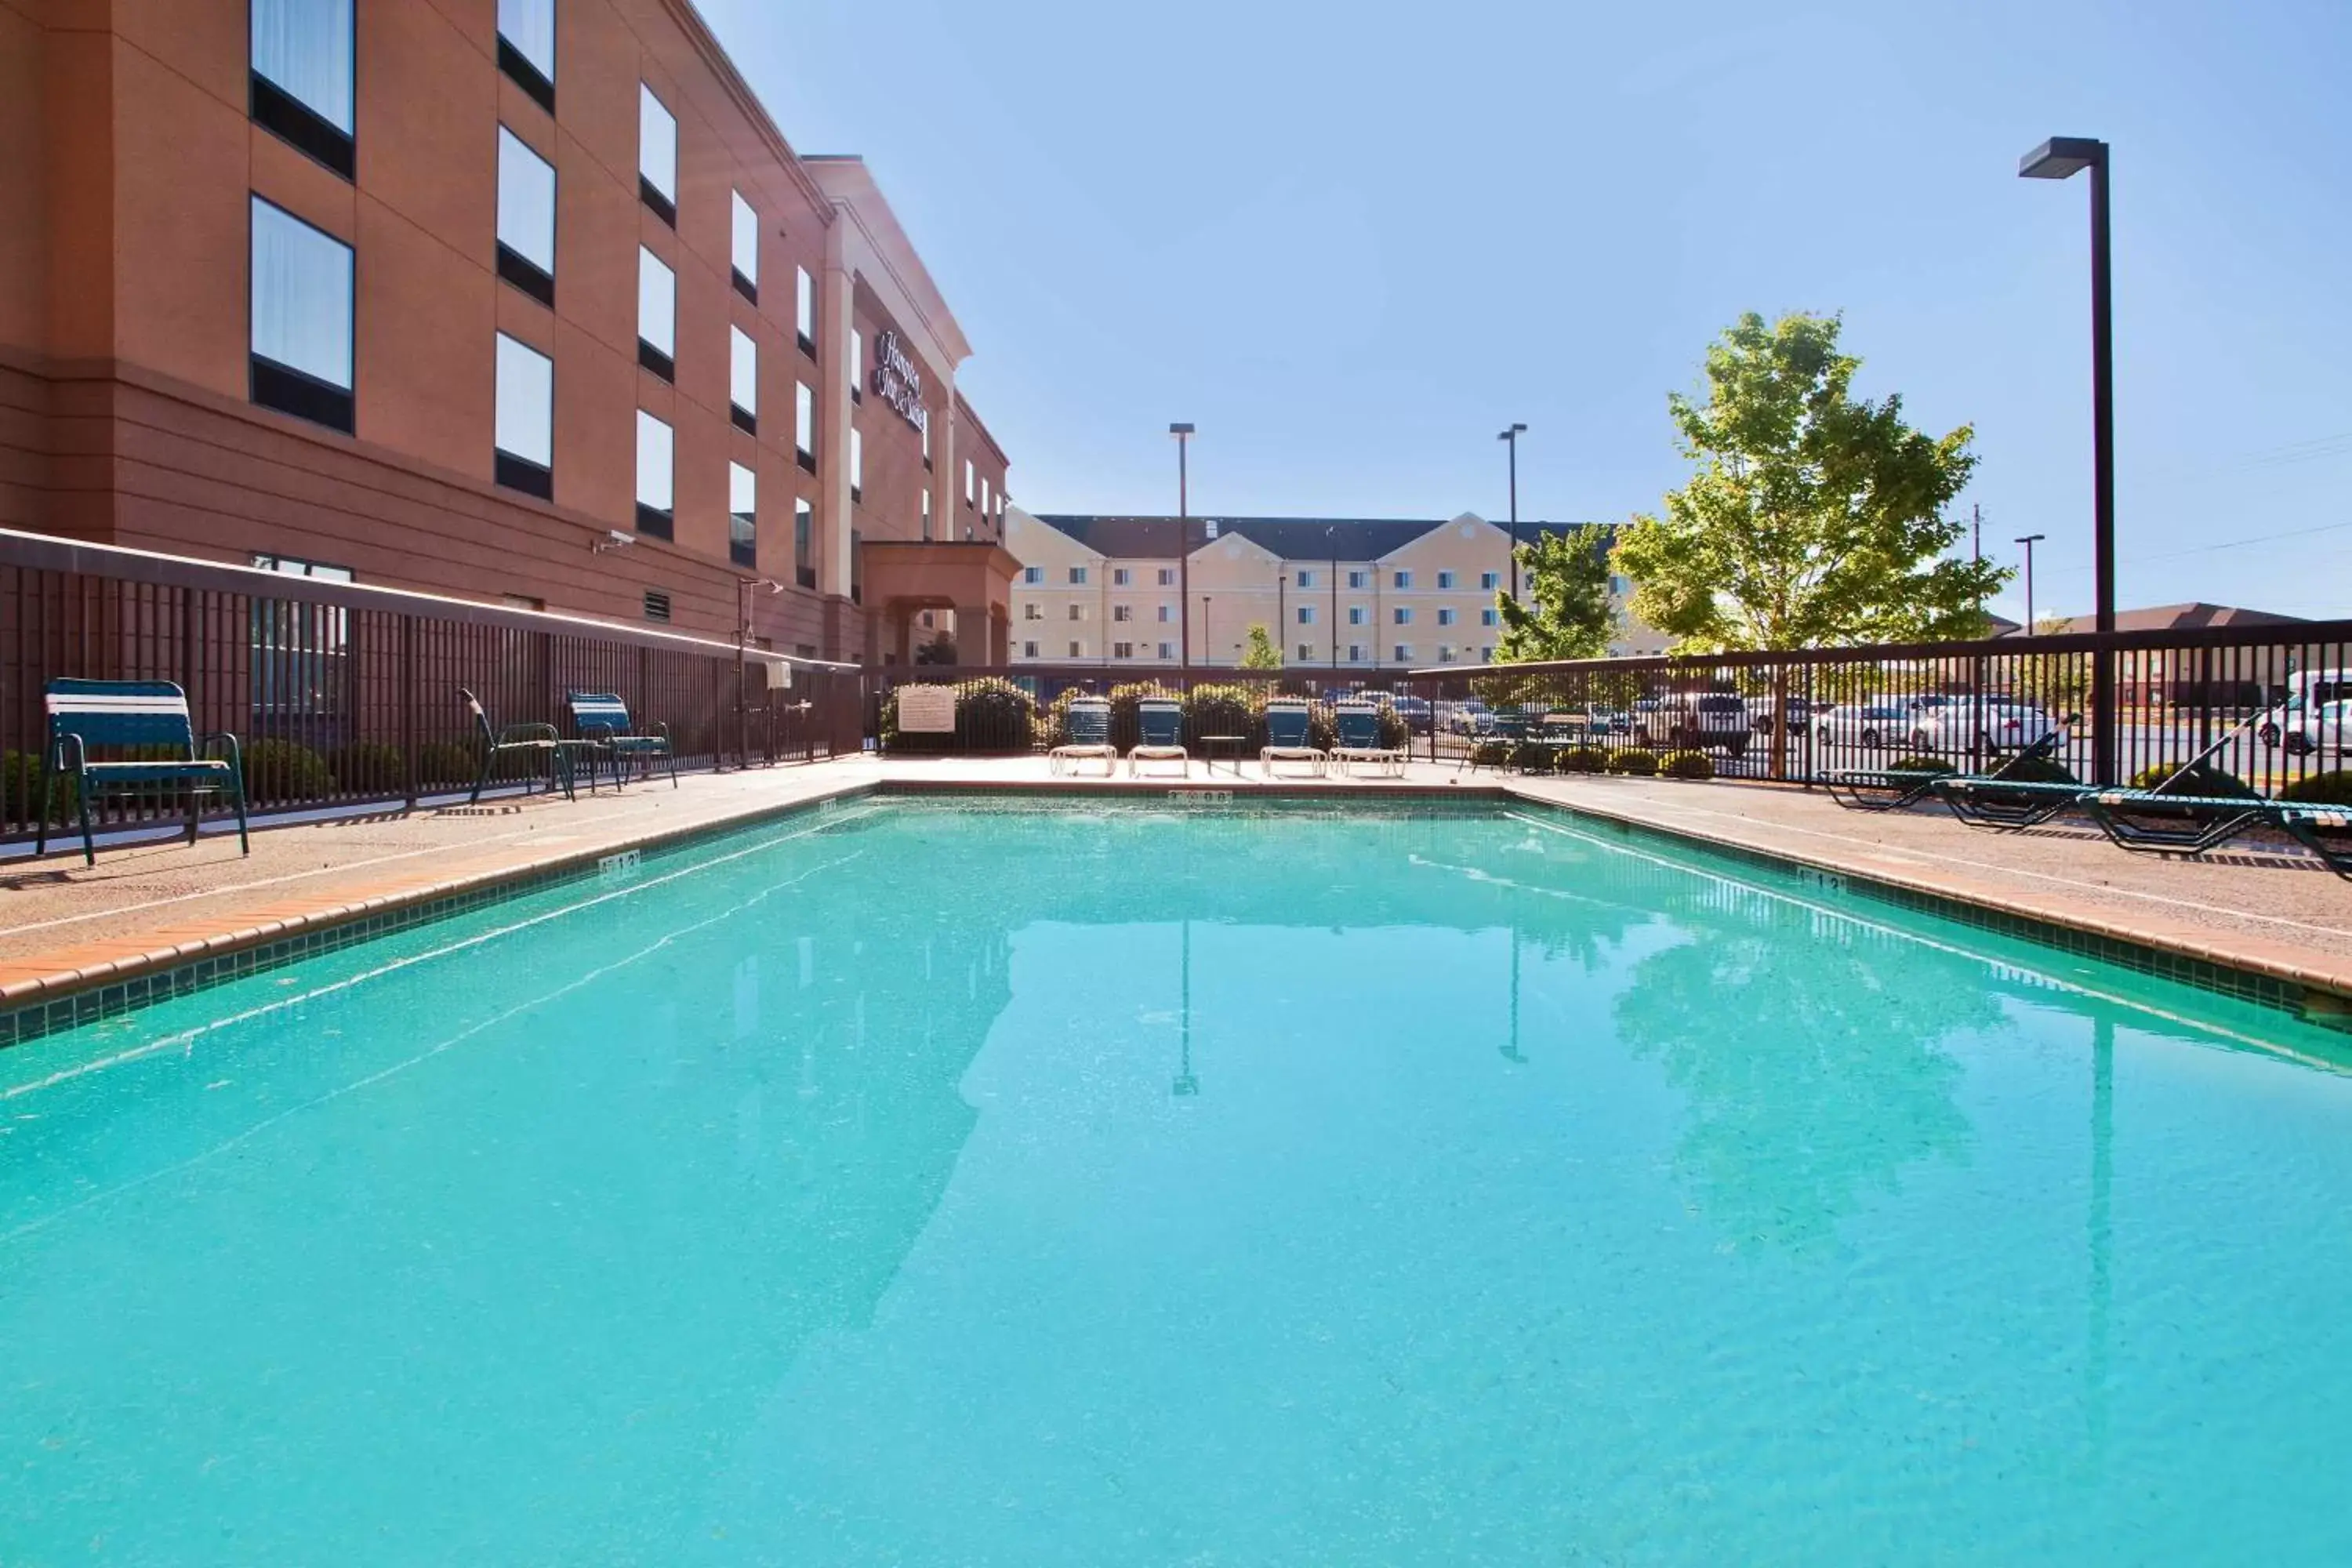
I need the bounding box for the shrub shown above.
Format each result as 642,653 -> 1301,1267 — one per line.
2131,761 -> 2254,798
880,677 -> 1039,754
1658,750 -> 1715,780
416,740 -> 483,789
1605,748 -> 1660,776
1,749 -> 68,824
1555,746 -> 1609,775
1510,741 -> 1553,774
1181,683 -> 1264,749
329,741 -> 408,796
242,739 -> 333,801
1105,683 -> 1180,752
1885,755 -> 1958,775
1998,753 -> 2078,785
2281,769 -> 2352,806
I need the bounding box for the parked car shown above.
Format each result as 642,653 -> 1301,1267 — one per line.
1906,699 -> 2064,753
2257,670 -> 2352,756
1749,697 -> 1816,737
1633,692 -> 1752,756
1442,699 -> 1493,736
1813,702 -> 1916,750
1389,694 -> 1434,734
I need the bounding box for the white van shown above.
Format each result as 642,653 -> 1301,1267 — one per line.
2257,670 -> 2352,756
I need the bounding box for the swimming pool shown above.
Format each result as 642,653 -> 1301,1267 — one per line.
4,796 -> 2349,1563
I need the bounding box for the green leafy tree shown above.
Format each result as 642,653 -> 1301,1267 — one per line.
1238,623 -> 1283,670
1610,311 -> 2006,653
1494,527 -> 1617,662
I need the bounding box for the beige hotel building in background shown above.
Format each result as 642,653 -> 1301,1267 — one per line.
1002,510 -> 1668,670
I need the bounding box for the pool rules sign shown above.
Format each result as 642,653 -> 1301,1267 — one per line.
897,686 -> 957,734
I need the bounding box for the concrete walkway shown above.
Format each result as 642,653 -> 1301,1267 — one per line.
1,757 -> 2347,1023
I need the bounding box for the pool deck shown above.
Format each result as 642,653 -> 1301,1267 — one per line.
2,755 -> 2348,1029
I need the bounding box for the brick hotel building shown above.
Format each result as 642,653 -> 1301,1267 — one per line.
0,0 -> 1016,662
1006,510 -> 1670,670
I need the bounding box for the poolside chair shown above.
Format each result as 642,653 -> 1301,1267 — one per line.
1127,697 -> 1189,778
1050,696 -> 1118,776
36,678 -> 249,866
565,691 -> 677,789
1835,730 -> 2062,815
1928,733 -> 2092,831
2276,804 -> 2352,878
460,688 -> 583,804
2079,778 -> 2274,857
1260,699 -> 1327,778
1331,702 -> 1407,779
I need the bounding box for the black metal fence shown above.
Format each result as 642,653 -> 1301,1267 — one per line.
2,529 -> 863,845
871,620 -> 2352,797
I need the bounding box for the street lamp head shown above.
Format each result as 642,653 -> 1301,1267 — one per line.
2015,533 -> 2046,545
2019,136 -> 2105,180
1497,423 -> 1526,441
1168,422 -> 1194,437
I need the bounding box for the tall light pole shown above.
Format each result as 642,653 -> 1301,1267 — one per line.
1171,423 -> 1195,668
1498,423 -> 1527,600
2016,534 -> 2045,634
2020,135 -> 2115,782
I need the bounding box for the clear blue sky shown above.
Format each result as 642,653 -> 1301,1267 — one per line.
700,0 -> 2352,623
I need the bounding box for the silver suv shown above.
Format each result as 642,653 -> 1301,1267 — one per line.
1634,692 -> 1753,757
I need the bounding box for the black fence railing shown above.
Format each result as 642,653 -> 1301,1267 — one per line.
870,622 -> 2352,797
2,529 -> 863,845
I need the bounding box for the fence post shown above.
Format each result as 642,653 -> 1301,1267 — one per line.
401,614 -> 418,809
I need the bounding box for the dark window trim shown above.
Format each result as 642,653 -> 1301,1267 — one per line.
635,503 -> 673,539
495,449 -> 553,499
731,404 -> 757,436
923,456 -> 933,472
851,485 -> 863,506
497,37 -> 556,114
850,384 -> 862,405
637,339 -> 674,382
495,243 -> 554,307
796,448 -> 817,475
731,268 -> 757,305
795,567 -> 817,590
797,331 -> 816,359
639,176 -> 676,227
251,354 -> 354,434
250,72 -> 354,180
729,528 -> 757,568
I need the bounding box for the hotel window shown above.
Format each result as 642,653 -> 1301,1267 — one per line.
1438,608 -> 1457,626
794,382 -> 815,470
637,247 -> 674,380
1481,608 -> 1498,627
729,461 -> 756,567
1393,608 -> 1412,625
638,85 -> 677,224
1611,574 -> 1631,594
1156,568 -> 1175,586
249,197 -> 354,433
251,0 -> 354,177
1437,571 -> 1455,590
1068,641 -> 1082,659
1113,604 -> 1132,622
1480,645 -> 1495,662
1393,644 -> 1412,662
849,527 -> 862,602
1347,606 -> 1366,626
729,327 -> 757,433
981,477 -> 991,517
1297,606 -> 1315,625
492,333 -> 552,499
634,410 -> 673,537
1067,604 -> 1083,622
1439,645 -> 1457,662
730,191 -> 759,301
849,328 -> 862,401
1347,644 -> 1366,662
1297,569 -> 1316,588
1156,604 -> 1171,623
496,0 -> 555,112
1393,570 -> 1412,589
1297,643 -> 1313,661
1347,569 -> 1368,589
795,267 -> 815,355
1480,571 -> 1500,590
1023,603 -> 1042,621
1157,642 -> 1174,659
964,459 -> 975,506
1024,641 -> 1040,659
920,415 -> 931,468
1022,566 -> 1044,585
1112,568 -> 1131,586
495,128 -> 556,305
1114,641 -> 1134,659
793,498 -> 815,588
1068,566 -> 1087,586
849,427 -> 863,503
922,489 -> 932,539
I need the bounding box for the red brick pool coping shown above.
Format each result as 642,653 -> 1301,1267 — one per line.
3,769 -> 2347,1033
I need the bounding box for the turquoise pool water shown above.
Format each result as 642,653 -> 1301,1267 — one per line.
4,797 -> 2350,1563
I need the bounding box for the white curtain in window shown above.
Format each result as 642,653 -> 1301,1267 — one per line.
496,0 -> 556,82
730,460 -> 755,521
795,383 -> 814,453
636,412 -> 673,510
731,191 -> 758,283
494,333 -> 552,466
250,198 -> 352,388
496,128 -> 556,272
638,85 -> 677,199
850,428 -> 862,488
795,267 -> 813,337
637,247 -> 674,354
252,0 -> 354,132
848,328 -> 862,391
730,327 -> 757,414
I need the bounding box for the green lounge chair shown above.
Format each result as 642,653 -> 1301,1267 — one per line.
1331,702 -> 1406,778
37,678 -> 249,866
462,687 -> 583,803
1050,696 -> 1118,776
1260,699 -> 1327,778
1127,698 -> 1189,778
1929,734 -> 2092,831
2276,804 -> 2352,878
1838,729 -> 2063,815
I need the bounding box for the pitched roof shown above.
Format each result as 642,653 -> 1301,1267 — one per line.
1029,514 -> 1596,562
2020,602 -> 2307,636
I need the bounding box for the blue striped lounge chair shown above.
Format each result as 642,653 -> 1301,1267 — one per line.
1260,699 -> 1326,777
1331,702 -> 1406,779
37,678 -> 249,866
565,691 -> 677,789
1127,697 -> 1189,778
1051,696 -> 1118,776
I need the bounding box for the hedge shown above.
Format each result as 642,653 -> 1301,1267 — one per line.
1555,746 -> 1609,774
1605,748 -> 1660,776
2280,769 -> 2352,806
1657,750 -> 1714,780
2130,761 -> 2254,797
880,678 -> 1040,754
